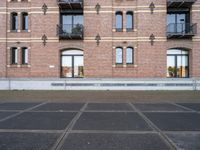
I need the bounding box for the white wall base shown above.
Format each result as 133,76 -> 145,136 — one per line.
0,78 -> 199,91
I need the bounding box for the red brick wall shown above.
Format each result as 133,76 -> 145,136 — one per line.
0,0 -> 200,78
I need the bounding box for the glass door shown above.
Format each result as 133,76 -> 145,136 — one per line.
167,49 -> 189,78
74,56 -> 84,78
177,14 -> 186,33
61,56 -> 73,78
61,50 -> 84,78
167,56 -> 176,78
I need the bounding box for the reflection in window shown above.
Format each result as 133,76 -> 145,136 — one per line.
22,12 -> 28,31
126,11 -> 133,31
61,14 -> 83,34
167,49 -> 189,78
115,11 -> 123,31
11,12 -> 18,30
61,50 -> 84,78
22,47 -> 28,64
116,47 -> 123,64
126,47 -> 134,64
11,47 -> 18,64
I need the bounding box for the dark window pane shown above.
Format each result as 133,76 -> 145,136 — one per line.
22,13 -> 28,30
11,13 -> 18,30
22,48 -> 28,64
11,48 -> 17,64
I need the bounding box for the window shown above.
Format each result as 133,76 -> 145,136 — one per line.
167,49 -> 189,78
11,12 -> 18,31
61,50 -> 84,78
11,47 -> 18,64
116,47 -> 123,64
126,47 -> 134,64
22,47 -> 28,64
61,14 -> 83,34
21,12 -> 28,31
167,12 -> 189,34
126,11 -> 133,31
115,11 -> 123,31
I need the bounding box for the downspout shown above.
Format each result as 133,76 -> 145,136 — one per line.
5,0 -> 8,78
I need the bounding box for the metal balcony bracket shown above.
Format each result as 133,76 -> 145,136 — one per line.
149,2 -> 155,14
42,34 -> 48,46
95,34 -> 101,46
149,34 -> 155,46
95,3 -> 101,14
42,3 -> 48,15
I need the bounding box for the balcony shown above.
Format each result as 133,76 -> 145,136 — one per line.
57,0 -> 83,9
167,0 -> 197,8
57,24 -> 84,39
167,23 -> 197,39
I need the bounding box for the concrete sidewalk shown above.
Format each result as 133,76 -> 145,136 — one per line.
0,102 -> 200,150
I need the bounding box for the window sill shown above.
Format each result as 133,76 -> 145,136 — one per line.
21,30 -> 30,33
21,64 -> 31,68
10,30 -> 18,33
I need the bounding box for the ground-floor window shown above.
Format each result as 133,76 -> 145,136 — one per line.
61,50 -> 84,78
167,49 -> 189,78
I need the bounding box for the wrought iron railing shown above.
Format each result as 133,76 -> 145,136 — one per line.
57,0 -> 83,3
167,23 -> 197,36
57,24 -> 84,39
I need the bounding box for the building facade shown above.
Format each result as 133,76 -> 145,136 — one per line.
0,0 -> 200,78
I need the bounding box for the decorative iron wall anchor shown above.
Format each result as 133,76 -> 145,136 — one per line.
95,34 -> 101,46
95,3 -> 101,14
149,34 -> 155,46
42,3 -> 48,15
149,2 -> 155,14
42,34 -> 47,46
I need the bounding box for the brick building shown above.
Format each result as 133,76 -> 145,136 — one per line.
0,0 -> 199,78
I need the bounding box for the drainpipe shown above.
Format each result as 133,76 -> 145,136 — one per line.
5,0 -> 8,78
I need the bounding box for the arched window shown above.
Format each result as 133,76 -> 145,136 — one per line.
167,49 -> 189,78
61,50 -> 84,78
22,47 -> 28,64
115,11 -> 123,32
11,12 -> 18,31
11,47 -> 18,64
126,11 -> 133,31
126,47 -> 134,64
21,12 -> 28,31
116,47 -> 123,64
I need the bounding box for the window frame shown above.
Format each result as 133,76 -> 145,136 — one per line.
167,49 -> 189,78
21,12 -> 29,31
126,11 -> 134,31
11,12 -> 18,31
126,47 -> 134,64
115,11 -> 123,32
11,47 -> 18,65
21,47 -> 28,65
115,47 -> 123,64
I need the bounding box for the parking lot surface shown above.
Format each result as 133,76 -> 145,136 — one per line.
0,102 -> 200,150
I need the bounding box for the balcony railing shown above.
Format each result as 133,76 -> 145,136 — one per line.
167,23 -> 197,38
57,24 -> 84,39
167,0 -> 197,8
57,0 -> 83,9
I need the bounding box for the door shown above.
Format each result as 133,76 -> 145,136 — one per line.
61,50 -> 84,78
167,55 -> 176,78
167,49 -> 189,78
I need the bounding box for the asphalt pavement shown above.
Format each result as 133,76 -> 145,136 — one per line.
0,102 -> 200,150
